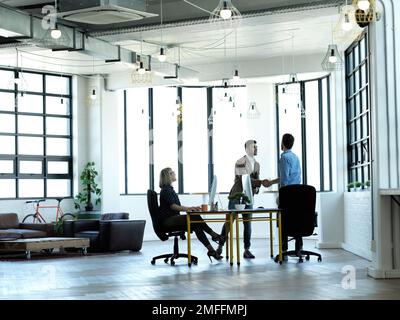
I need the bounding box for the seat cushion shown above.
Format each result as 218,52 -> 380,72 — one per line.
75,231 -> 100,252
0,214 -> 20,229
0,230 -> 22,240
6,229 -> 47,239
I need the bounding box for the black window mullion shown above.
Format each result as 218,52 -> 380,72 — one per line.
327,76 -> 333,191
300,82 -> 307,185
43,74 -> 47,198
123,90 -> 128,195
318,79 -> 324,191
275,85 -> 281,182
207,87 -> 214,191
177,87 -> 183,194
148,88 -> 154,191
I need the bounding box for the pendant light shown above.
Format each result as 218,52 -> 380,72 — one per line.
321,20 -> 344,71
90,89 -> 97,100
357,0 -> 370,11
322,44 -> 343,71
157,0 -> 167,62
138,34 -> 146,75
232,29 -> 240,81
209,0 -> 242,27
51,25 -> 62,39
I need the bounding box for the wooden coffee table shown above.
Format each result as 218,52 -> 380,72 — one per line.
0,237 -> 90,259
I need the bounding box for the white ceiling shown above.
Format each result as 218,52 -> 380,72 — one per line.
0,1 -> 363,80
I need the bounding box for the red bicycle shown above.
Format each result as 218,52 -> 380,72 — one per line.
22,198 -> 75,223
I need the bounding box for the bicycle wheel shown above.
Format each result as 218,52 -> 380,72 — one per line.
60,213 -> 76,221
22,214 -> 42,223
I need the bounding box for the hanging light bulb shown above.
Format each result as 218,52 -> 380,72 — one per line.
357,0 -> 370,11
138,61 -> 146,75
220,1 -> 232,20
90,89 -> 97,100
328,49 -> 338,63
232,69 -> 240,81
158,47 -> 167,62
342,13 -> 353,31
51,25 -> 62,39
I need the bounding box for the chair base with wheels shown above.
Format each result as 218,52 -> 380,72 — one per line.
274,249 -> 322,264
151,231 -> 198,266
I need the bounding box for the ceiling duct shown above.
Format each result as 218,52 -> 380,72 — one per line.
58,0 -> 158,25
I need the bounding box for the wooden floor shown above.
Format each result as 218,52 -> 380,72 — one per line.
0,238 -> 399,300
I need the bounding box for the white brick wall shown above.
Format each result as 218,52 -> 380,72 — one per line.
343,191 -> 372,260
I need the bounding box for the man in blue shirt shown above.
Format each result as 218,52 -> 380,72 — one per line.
279,133 -> 301,187
279,133 -> 302,255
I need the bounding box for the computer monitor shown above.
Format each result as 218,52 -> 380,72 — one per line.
209,175 -> 217,207
241,174 -> 254,206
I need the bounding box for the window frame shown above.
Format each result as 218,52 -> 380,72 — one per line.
0,67 -> 73,200
345,29 -> 371,187
275,74 -> 333,192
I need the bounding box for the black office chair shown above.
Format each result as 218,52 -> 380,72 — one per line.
274,184 -> 322,264
147,190 -> 198,266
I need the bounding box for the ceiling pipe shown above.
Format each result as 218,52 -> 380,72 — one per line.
0,3 -> 146,69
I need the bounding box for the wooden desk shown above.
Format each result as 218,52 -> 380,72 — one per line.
186,208 -> 283,266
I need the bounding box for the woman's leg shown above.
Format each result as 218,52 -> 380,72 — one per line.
163,215 -> 212,249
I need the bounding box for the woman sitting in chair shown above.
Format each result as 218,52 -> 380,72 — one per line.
159,167 -> 223,262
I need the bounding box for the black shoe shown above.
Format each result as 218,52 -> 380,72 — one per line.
207,249 -> 223,262
211,234 -> 225,245
216,244 -> 223,256
243,249 -> 255,259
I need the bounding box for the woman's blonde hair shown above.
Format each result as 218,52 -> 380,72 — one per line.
159,167 -> 173,188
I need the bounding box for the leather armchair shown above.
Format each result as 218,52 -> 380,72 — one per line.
63,213 -> 146,252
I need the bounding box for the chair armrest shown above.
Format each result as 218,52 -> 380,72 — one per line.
101,220 -> 146,251
63,219 -> 99,236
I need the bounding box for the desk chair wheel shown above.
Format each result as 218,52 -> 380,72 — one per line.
299,258 -> 303,263
151,259 -> 156,265
305,255 -> 310,261
193,258 -> 198,265
170,260 -> 175,266
318,257 -> 322,262
164,258 -> 169,264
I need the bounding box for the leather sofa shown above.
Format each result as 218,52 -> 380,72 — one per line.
0,213 -> 54,240
63,212 -> 146,252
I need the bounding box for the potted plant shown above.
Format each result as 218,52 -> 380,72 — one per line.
74,162 -> 102,212
354,181 -> 362,191
228,192 -> 250,210
347,182 -> 355,192
365,180 -> 371,189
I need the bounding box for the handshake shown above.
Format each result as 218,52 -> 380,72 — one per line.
261,178 -> 280,188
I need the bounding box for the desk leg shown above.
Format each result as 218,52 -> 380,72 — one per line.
225,214 -> 229,260
186,214 -> 192,267
278,212 -> 282,263
269,212 -> 273,258
236,213 -> 240,266
230,213 -> 234,266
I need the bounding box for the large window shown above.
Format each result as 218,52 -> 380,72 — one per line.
153,87 -> 179,190
181,88 -> 208,193
123,88 -> 150,194
122,81 -> 332,194
276,75 -> 332,192
0,68 -> 72,199
345,31 -> 370,186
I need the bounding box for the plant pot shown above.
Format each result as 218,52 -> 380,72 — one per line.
85,202 -> 94,211
235,204 -> 246,210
